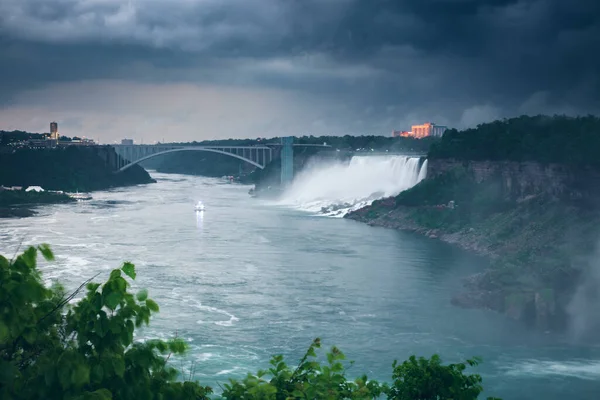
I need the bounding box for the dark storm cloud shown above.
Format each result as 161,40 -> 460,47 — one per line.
0,0 -> 599,131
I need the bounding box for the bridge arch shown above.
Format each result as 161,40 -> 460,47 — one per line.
117,147 -> 266,172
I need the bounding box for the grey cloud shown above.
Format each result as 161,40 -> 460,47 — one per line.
0,0 -> 599,133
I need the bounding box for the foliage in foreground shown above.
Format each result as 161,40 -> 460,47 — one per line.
0,245 -> 499,399
0,245 -> 212,400
222,338 -> 498,400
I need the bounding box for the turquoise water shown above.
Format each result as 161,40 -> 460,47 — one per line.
1,172 -> 600,399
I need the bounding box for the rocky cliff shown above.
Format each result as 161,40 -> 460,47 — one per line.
346,158 -> 600,332
427,159 -> 600,201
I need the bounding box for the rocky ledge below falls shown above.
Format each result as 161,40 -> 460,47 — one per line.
346,205 -> 495,256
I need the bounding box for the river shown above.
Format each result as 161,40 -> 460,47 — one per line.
2,165 -> 600,399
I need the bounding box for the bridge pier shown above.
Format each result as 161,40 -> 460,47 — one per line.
280,136 -> 294,186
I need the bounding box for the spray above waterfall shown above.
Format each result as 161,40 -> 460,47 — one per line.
278,155 -> 427,217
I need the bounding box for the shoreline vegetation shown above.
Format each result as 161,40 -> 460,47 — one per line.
346,115 -> 600,332
0,190 -> 75,218
0,245 -> 500,399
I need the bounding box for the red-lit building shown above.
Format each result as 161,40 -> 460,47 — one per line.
411,122 -> 447,138
392,122 -> 447,139
391,130 -> 412,137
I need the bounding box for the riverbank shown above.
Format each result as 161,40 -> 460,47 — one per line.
345,164 -> 600,332
0,146 -> 155,192
0,190 -> 75,218
0,207 -> 37,218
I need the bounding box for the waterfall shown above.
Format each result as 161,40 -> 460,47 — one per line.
277,155 -> 427,217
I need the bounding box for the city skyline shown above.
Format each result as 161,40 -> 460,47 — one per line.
0,0 -> 599,143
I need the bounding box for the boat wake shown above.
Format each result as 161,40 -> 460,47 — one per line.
277,155 -> 427,217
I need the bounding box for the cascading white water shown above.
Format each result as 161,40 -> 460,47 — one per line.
278,155 -> 427,217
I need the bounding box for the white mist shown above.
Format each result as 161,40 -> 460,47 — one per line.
278,155 -> 427,217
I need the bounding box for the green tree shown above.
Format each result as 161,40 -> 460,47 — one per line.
428,115 -> 600,166
0,245 -> 212,400
222,338 -> 384,400
387,355 -> 499,400
223,338 -> 499,400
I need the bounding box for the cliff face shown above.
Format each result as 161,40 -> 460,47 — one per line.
346,158 -> 600,332
427,159 -> 600,201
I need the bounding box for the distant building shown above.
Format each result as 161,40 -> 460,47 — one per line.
25,186 -> 45,192
392,130 -> 412,137
410,122 -> 447,138
28,139 -> 57,148
62,137 -> 96,146
121,139 -> 134,145
50,122 -> 59,140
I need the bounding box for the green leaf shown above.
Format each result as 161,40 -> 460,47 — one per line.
109,317 -> 122,334
120,326 -> 132,346
112,358 -> 125,377
109,269 -> 121,280
121,262 -> 136,280
22,328 -> 37,344
91,365 -> 104,383
21,246 -> 37,268
71,364 -> 90,387
104,292 -> 121,310
87,283 -> 101,292
113,276 -> 128,293
86,388 -> 113,400
94,318 -> 106,338
58,356 -> 72,389
0,255 -> 8,269
43,367 -> 55,386
145,299 -> 159,312
136,289 -> 148,302
38,244 -> 55,261
0,322 -> 10,342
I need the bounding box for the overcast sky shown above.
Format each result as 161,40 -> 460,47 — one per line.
0,0 -> 599,143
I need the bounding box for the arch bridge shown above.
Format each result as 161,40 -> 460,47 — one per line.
110,138 -> 331,186
111,144 -> 275,172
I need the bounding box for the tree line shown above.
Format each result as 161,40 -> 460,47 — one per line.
428,115 -> 600,166
170,135 -> 437,154
0,131 -> 83,145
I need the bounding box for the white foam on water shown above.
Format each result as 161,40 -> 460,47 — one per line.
216,367 -> 242,375
278,155 -> 427,217
185,299 -> 239,326
501,359 -> 600,380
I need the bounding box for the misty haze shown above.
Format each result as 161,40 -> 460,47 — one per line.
2,1 -> 600,400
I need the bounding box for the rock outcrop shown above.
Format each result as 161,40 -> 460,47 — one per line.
428,159 -> 600,201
